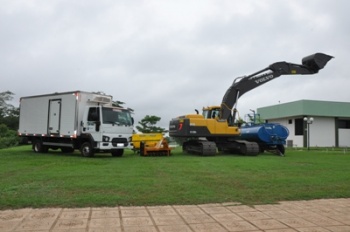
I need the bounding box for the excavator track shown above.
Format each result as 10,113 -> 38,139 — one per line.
217,140 -> 260,156
183,140 -> 217,156
235,140 -> 260,156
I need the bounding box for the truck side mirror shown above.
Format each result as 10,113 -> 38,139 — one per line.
131,117 -> 134,125
95,121 -> 101,132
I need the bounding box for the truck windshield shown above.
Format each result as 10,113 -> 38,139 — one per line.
102,107 -> 133,126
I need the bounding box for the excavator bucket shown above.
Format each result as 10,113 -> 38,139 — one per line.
302,53 -> 333,72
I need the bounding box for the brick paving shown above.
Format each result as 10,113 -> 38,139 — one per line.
0,198 -> 349,231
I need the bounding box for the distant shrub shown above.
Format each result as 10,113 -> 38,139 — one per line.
0,124 -> 19,149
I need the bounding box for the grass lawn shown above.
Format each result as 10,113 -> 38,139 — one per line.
0,145 -> 349,209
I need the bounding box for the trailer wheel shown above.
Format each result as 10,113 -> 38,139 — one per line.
111,149 -> 124,157
80,142 -> 95,157
259,146 -> 265,153
61,147 -> 75,153
182,142 -> 188,153
32,140 -> 48,153
277,145 -> 285,156
140,142 -> 145,156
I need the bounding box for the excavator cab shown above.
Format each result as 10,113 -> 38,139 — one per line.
202,106 -> 221,119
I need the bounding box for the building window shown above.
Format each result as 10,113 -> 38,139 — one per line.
295,118 -> 304,135
338,119 -> 350,129
288,119 -> 292,124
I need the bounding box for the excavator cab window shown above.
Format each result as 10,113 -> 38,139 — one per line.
202,110 -> 209,119
211,109 -> 220,119
203,108 -> 221,119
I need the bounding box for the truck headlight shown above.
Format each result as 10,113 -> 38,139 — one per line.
103,136 -> 110,142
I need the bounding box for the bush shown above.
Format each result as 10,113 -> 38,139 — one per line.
0,124 -> 19,149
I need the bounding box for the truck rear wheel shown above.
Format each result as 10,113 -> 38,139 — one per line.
32,140 -> 48,153
80,142 -> 95,157
111,149 -> 124,157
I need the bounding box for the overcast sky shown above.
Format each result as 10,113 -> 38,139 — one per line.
1,0 -> 348,129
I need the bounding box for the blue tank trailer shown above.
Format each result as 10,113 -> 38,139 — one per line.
239,122 -> 289,156
237,112 -> 289,156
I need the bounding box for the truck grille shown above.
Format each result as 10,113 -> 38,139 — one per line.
112,138 -> 128,147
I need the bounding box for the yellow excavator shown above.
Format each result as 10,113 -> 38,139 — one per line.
169,53 -> 333,156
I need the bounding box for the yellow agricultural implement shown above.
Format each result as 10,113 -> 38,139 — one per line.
131,133 -> 171,156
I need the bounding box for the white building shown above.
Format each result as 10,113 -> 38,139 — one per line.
257,100 -> 350,148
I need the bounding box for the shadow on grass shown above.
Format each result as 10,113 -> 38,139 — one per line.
22,148 -> 126,159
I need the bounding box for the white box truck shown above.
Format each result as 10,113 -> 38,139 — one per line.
18,91 -> 134,157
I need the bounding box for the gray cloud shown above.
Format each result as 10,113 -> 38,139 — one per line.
1,0 -> 348,129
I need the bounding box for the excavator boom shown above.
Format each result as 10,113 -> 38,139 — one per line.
220,53 -> 333,122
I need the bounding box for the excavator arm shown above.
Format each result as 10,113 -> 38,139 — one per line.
220,53 -> 333,123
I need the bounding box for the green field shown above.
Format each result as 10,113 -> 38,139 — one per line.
0,145 -> 349,209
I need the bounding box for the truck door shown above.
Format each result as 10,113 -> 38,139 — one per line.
82,107 -> 101,140
48,99 -> 61,135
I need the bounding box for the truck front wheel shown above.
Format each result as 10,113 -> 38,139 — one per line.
32,140 -> 48,153
111,149 -> 124,157
80,142 -> 95,157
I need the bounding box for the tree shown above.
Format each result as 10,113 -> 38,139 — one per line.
136,115 -> 167,133
1,108 -> 19,130
0,91 -> 19,130
0,91 -> 14,116
0,91 -> 20,148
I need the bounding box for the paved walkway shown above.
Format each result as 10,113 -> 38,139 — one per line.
0,198 -> 349,232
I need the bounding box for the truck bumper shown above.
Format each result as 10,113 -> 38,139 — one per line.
97,138 -> 130,150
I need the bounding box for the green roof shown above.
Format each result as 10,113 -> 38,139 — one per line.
257,100 -> 350,119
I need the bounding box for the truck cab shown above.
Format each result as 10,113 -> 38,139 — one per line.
81,105 -> 134,156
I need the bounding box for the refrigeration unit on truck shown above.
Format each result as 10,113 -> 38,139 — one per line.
18,91 -> 134,157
